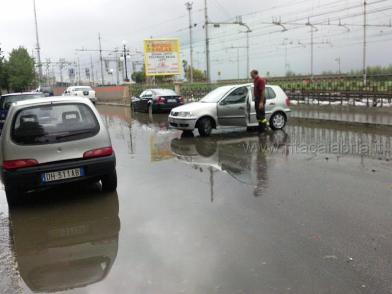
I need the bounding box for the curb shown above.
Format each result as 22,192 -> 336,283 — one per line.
290,116 -> 392,131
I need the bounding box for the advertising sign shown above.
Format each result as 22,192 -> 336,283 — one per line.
144,39 -> 181,76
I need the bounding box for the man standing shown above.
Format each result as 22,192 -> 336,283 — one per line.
251,70 -> 267,132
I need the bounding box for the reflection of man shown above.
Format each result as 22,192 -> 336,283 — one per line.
254,135 -> 268,197
251,70 -> 267,133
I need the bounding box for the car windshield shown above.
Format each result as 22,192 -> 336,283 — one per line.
11,103 -> 100,145
199,86 -> 234,103
153,89 -> 177,96
1,94 -> 45,110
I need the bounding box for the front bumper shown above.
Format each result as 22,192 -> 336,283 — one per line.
2,154 -> 116,191
168,116 -> 198,130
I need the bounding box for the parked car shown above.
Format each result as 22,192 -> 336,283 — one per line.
168,84 -> 291,137
63,86 -> 97,104
36,86 -> 54,97
0,92 -> 45,130
132,89 -> 184,113
0,96 -> 117,206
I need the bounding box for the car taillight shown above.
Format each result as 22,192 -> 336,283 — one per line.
286,97 -> 290,106
179,97 -> 185,104
83,147 -> 113,159
156,96 -> 166,104
3,159 -> 39,170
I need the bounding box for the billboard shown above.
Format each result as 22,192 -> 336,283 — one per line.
144,39 -> 181,76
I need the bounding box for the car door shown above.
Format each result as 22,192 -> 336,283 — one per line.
140,90 -> 153,111
217,86 -> 248,127
265,87 -> 277,115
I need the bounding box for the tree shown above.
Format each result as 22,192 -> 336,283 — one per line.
132,71 -> 146,83
7,47 -> 36,92
0,47 -> 9,93
182,60 -> 207,82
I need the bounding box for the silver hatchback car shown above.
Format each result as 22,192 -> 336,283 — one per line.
169,83 -> 291,136
0,97 -> 117,206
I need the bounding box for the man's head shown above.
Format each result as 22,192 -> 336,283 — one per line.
250,70 -> 259,80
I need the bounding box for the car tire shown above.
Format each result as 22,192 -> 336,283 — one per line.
101,170 -> 118,192
197,117 -> 213,137
270,112 -> 287,130
5,186 -> 22,207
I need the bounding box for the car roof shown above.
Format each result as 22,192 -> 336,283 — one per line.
1,92 -> 42,97
12,96 -> 92,107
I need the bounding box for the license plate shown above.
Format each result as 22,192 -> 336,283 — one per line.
41,168 -> 85,183
167,99 -> 177,103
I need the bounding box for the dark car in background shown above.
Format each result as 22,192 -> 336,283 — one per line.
0,92 -> 45,130
132,89 -> 184,113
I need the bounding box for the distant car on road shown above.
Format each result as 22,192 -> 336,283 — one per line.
168,84 -> 291,137
36,86 -> 54,97
132,89 -> 184,113
63,86 -> 97,104
0,92 -> 45,130
0,96 -> 117,206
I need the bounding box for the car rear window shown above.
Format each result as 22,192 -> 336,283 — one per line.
1,94 -> 45,109
11,103 -> 100,145
153,89 -> 177,96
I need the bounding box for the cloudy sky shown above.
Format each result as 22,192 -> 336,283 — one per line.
1,0 -> 392,82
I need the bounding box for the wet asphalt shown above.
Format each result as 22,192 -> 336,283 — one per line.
1,105 -> 392,294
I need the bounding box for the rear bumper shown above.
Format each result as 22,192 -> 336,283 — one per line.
2,154 -> 116,191
168,116 -> 197,130
153,104 -> 182,113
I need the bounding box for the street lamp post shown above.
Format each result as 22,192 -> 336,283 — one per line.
33,0 -> 43,86
185,2 -> 194,83
123,41 -> 130,82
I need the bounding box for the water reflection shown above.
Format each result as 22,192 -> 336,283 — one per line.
9,189 -> 120,293
171,131 -> 290,198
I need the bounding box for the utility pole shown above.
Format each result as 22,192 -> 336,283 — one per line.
310,27 -> 314,80
33,0 -> 43,86
246,29 -> 251,78
204,0 -> 211,82
98,33 -> 105,85
77,56 -> 81,85
363,0 -> 367,85
335,57 -> 341,74
90,56 -> 95,86
185,2 -> 194,83
123,41 -> 130,82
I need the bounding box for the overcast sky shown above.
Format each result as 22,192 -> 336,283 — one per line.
1,0 -> 392,82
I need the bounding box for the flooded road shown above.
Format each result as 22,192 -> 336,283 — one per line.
1,105 -> 392,294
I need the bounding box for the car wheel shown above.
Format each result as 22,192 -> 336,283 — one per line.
197,117 -> 213,137
5,186 -> 22,207
270,112 -> 287,130
101,170 -> 118,192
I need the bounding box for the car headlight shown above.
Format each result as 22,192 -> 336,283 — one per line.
178,112 -> 194,118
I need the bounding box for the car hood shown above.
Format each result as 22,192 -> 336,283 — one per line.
172,102 -> 216,113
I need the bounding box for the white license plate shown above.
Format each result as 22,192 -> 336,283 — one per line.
167,99 -> 177,103
41,168 -> 85,183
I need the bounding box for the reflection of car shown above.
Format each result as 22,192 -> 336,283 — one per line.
64,86 -> 97,104
10,191 -> 120,293
168,84 -> 291,137
171,131 -> 289,188
0,92 -> 45,130
132,89 -> 184,113
0,97 -> 117,206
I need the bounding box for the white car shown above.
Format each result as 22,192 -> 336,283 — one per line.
64,86 -> 97,104
168,83 -> 291,137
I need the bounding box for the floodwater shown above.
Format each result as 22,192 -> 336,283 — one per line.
1,105 -> 392,294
